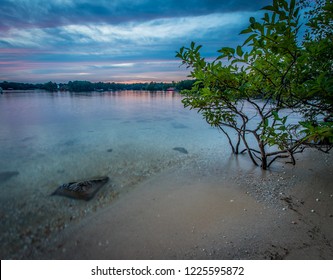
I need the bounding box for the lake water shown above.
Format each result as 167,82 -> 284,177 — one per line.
0,90 -> 229,259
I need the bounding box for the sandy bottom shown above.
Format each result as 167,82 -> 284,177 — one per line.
34,149 -> 333,260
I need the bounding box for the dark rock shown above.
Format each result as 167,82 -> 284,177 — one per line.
173,147 -> 188,154
51,176 -> 109,200
171,122 -> 188,129
62,139 -> 76,146
21,136 -> 35,142
0,171 -> 19,183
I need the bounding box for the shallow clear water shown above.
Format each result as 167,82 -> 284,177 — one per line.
0,90 -> 226,186
0,90 -> 228,258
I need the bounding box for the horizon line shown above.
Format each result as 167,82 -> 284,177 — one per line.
0,79 -> 191,85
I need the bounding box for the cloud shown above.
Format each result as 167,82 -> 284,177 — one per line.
1,11 -> 254,50
0,0 -> 268,30
0,0 -> 267,82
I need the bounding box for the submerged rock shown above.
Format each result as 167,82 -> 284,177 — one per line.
171,122 -> 188,129
173,147 -> 188,154
62,139 -> 77,146
51,176 -> 109,200
0,171 -> 19,183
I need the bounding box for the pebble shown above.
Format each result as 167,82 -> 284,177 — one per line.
311,209 -> 315,213
230,199 -> 234,203
316,198 -> 320,202
282,208 -> 286,211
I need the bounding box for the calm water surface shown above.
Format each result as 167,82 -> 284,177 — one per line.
0,90 -> 227,258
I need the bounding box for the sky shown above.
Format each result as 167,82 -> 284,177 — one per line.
0,0 -> 268,83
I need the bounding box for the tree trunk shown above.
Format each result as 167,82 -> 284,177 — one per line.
259,141 -> 268,170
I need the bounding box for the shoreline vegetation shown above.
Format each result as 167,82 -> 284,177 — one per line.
0,80 -> 195,92
175,0 -> 333,170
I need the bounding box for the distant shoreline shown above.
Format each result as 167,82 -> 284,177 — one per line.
0,80 -> 195,93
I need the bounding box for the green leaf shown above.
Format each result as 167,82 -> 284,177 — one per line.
290,0 -> 295,12
273,0 -> 278,9
195,45 -> 202,52
263,12 -> 270,23
282,0 -> 288,11
293,7 -> 300,17
261,5 -> 276,12
279,11 -> 287,20
231,58 -> 246,65
219,47 -> 235,55
249,17 -> 256,24
242,34 -> 257,46
236,45 -> 243,57
216,54 -> 226,60
240,27 -> 252,34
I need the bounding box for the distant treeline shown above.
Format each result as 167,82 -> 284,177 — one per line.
0,80 -> 195,92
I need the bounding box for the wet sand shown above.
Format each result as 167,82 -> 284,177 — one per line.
38,149 -> 333,260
